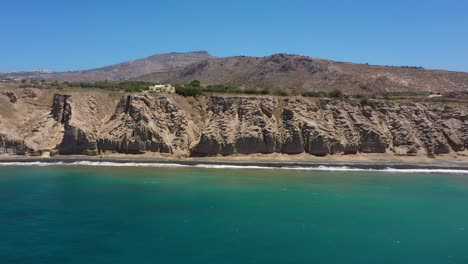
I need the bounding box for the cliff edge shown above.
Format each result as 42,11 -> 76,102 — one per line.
1,88 -> 466,159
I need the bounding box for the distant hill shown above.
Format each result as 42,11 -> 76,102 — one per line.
134,54 -> 468,93
2,51 -> 468,93
0,51 -> 214,82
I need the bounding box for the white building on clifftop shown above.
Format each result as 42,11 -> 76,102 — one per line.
148,84 -> 175,93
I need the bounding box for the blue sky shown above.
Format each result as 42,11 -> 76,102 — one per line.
1,0 -> 467,72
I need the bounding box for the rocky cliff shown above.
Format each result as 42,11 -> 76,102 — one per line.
0,89 -> 467,157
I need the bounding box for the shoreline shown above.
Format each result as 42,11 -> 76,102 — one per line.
1,154 -> 468,171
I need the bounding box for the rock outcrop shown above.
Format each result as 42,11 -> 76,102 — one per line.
192,97 -> 466,156
1,91 -> 467,157
97,94 -> 200,155
1,92 -> 18,103
54,94 -> 102,155
192,97 -> 280,156
0,134 -> 29,155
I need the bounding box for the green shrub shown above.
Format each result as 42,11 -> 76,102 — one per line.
360,97 -> 370,105
73,81 -> 154,92
273,90 -> 289,96
257,89 -> 270,95
243,89 -> 258,94
243,88 -> 269,95
189,80 -> 201,88
302,91 -> 325,97
328,89 -> 343,98
204,84 -> 242,94
359,96 -> 377,109
175,84 -> 202,97
124,87 -> 143,93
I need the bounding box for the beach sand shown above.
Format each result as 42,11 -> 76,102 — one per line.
1,152 -> 467,170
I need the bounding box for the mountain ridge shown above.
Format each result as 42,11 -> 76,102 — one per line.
2,51 -> 468,93
134,53 -> 468,93
0,51 -> 214,82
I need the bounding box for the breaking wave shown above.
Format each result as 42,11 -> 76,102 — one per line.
0,161 -> 467,174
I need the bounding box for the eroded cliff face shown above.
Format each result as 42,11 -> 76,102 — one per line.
97,95 -> 200,154
0,134 -> 29,155
0,90 -> 467,157
192,97 -> 467,156
192,97 -> 281,156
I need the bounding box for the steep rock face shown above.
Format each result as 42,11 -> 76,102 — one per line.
0,117 -> 28,155
19,95 -> 67,154
280,107 -> 304,154
191,97 -> 466,156
278,99 -> 388,156
51,94 -> 72,123
0,134 -> 29,154
191,96 -> 281,156
97,95 -> 200,155
55,94 -> 102,155
1,90 -> 466,157
429,105 -> 467,152
377,102 -> 458,155
16,94 -> 106,155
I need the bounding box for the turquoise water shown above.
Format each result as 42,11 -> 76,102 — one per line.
1,165 -> 468,263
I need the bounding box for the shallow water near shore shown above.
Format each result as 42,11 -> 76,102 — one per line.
1,166 -> 468,263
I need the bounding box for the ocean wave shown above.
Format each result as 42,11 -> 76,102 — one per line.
0,161 -> 467,174
282,166 -> 370,171
0,161 -> 65,167
194,164 -> 278,170
195,164 -> 468,174
381,167 -> 468,174
69,161 -> 190,168
282,166 -> 468,174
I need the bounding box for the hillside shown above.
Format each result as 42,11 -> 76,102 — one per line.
0,51 -> 213,82
135,54 -> 468,93
3,52 -> 468,94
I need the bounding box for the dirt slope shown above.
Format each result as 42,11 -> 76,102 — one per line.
135,54 -> 468,93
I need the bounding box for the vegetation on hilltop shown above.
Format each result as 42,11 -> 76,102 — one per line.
19,80 -> 156,92
174,80 -> 203,97
11,79 -> 467,103
175,80 -> 277,97
72,81 -> 155,92
301,89 -> 343,98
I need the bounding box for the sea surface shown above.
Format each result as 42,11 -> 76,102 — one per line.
1,163 -> 468,263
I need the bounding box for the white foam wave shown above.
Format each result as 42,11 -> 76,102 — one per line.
283,166 -> 468,174
382,167 -> 468,174
0,161 -> 64,167
0,161 -> 467,174
194,164 -> 276,170
69,161 -> 190,168
282,165 -> 370,171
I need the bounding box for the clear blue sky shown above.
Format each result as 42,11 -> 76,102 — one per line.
2,0 -> 468,72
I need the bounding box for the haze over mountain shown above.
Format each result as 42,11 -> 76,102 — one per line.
0,51 -> 213,82
2,51 -> 468,93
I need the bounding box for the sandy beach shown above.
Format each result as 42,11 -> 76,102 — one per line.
1,153 -> 468,170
